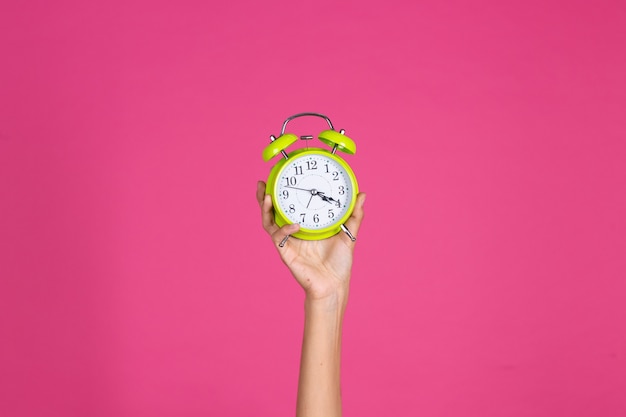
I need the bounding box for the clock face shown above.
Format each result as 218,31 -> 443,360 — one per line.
274,152 -> 355,230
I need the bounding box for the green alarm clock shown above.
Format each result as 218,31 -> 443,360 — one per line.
263,113 -> 359,241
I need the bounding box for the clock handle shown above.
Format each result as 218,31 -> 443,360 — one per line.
280,112 -> 334,135
277,113 -> 356,155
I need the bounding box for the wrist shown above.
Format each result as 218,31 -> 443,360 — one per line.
305,288 -> 349,313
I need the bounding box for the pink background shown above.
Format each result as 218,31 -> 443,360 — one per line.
1,1 -> 625,416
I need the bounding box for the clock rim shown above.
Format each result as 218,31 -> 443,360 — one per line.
267,148 -> 359,240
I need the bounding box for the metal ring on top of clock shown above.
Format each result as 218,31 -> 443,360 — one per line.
280,112 -> 334,135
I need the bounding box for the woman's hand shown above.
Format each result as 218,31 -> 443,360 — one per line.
257,180 -> 366,417
256,181 -> 366,301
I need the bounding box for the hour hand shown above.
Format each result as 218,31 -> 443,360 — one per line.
318,193 -> 341,207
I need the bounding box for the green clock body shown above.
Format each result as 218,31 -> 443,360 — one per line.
266,148 -> 359,240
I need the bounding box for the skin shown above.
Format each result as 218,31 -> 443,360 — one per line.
256,181 -> 366,417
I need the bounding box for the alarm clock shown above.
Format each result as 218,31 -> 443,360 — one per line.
263,113 -> 359,241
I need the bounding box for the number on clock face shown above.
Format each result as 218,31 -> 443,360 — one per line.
276,154 -> 353,229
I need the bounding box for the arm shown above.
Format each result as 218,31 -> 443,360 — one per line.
297,293 -> 348,417
256,181 -> 366,417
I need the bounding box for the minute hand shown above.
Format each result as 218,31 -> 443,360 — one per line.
284,186 -> 315,193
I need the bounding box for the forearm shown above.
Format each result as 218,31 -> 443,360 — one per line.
296,291 -> 348,417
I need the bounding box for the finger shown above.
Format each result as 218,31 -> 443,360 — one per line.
261,194 -> 280,235
342,192 -> 366,241
256,181 -> 266,207
270,222 -> 300,248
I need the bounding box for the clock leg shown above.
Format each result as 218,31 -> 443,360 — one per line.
278,234 -> 291,248
340,224 -> 356,242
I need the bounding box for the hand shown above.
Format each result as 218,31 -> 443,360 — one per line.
256,181 -> 366,301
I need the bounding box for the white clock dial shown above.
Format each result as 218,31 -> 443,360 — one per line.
275,153 -> 353,230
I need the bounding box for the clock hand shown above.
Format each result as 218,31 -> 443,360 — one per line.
285,186 -> 315,193
283,186 -> 341,207
316,192 -> 341,208
326,197 -> 341,208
